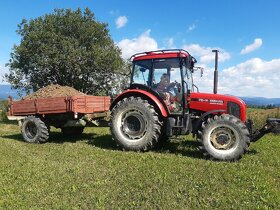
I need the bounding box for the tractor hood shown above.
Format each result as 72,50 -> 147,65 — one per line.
189,92 -> 247,122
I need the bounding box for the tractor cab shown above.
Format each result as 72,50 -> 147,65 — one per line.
110,48 -> 279,161
130,50 -> 196,113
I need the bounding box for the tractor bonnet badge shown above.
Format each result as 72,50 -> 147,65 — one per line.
197,98 -> 224,105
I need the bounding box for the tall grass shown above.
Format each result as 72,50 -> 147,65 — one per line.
247,107 -> 280,129
0,100 -> 8,122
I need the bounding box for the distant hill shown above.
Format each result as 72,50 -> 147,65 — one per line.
240,97 -> 280,107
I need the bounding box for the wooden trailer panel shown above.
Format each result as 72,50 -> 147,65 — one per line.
9,99 -> 37,116
71,95 -> 110,114
36,97 -> 69,114
9,97 -> 69,116
8,95 -> 111,116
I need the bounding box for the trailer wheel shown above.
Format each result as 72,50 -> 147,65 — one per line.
21,116 -> 49,143
197,114 -> 250,161
111,96 -> 162,151
61,127 -> 84,136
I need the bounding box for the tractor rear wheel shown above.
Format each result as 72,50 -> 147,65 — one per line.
110,96 -> 162,151
197,114 -> 250,161
21,116 -> 49,143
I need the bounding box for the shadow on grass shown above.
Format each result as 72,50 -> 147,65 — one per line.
1,133 -> 23,142
2,130 -> 258,160
154,138 -> 204,159
247,149 -> 258,155
87,134 -> 118,150
0,120 -> 18,125
48,132 -> 95,144
87,135 -> 205,159
0,132 -> 205,159
1,131 -> 96,144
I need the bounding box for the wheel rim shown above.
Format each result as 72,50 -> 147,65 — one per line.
120,109 -> 147,140
208,125 -> 239,152
25,121 -> 38,139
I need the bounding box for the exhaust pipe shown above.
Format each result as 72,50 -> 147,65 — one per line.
212,50 -> 219,94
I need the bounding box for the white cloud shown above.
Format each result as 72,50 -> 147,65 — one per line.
182,44 -> 231,64
240,38 -> 262,55
188,24 -> 196,32
116,16 -> 128,29
117,30 -> 158,59
219,58 -> 280,97
193,58 -> 280,98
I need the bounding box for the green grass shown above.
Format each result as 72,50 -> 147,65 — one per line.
0,100 -> 8,121
1,122 -> 280,209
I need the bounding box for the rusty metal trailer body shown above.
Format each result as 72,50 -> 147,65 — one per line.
8,95 -> 111,143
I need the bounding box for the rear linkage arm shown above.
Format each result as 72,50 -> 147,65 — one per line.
247,118 -> 280,142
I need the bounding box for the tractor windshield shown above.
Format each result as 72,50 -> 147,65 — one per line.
131,58 -> 182,86
132,58 -> 185,112
131,57 -> 193,91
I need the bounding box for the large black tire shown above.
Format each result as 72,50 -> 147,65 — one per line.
21,116 -> 49,143
110,96 -> 162,151
61,127 -> 84,136
197,114 -> 250,161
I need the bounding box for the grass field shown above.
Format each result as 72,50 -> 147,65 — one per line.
247,107 -> 280,129
1,119 -> 280,209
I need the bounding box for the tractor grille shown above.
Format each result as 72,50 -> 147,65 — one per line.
227,102 -> 240,119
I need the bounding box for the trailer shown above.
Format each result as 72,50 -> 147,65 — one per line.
7,95 -> 110,143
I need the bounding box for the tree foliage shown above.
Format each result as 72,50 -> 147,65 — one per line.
6,8 -> 129,95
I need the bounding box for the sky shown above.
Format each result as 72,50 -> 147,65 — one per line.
1,0 -> 280,98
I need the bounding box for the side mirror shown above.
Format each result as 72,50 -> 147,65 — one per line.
200,68 -> 204,77
193,67 -> 204,77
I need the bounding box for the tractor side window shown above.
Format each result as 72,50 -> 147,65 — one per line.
132,60 -> 151,85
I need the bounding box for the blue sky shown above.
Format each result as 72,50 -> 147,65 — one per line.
1,0 -> 280,97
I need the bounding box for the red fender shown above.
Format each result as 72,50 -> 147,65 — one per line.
111,89 -> 168,117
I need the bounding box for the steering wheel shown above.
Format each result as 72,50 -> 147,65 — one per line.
168,81 -> 181,93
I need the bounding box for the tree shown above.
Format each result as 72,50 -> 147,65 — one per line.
5,8 -> 129,96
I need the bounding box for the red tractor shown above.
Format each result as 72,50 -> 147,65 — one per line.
110,49 -> 280,161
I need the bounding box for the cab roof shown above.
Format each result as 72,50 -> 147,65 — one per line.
131,49 -> 191,61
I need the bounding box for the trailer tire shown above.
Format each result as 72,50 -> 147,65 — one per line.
110,96 -> 162,151
197,114 -> 250,161
61,127 -> 84,136
21,116 -> 49,143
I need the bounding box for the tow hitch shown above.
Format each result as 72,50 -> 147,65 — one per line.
247,118 -> 280,142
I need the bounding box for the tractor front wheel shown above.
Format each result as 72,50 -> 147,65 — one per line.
110,96 -> 162,151
21,116 -> 49,143
197,114 -> 250,161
